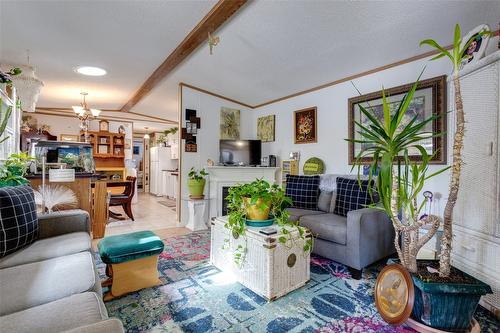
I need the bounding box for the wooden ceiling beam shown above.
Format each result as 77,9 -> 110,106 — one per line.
120,0 -> 248,112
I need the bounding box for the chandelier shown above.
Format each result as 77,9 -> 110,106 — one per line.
72,92 -> 101,141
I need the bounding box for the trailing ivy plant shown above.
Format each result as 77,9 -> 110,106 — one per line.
225,178 -> 313,266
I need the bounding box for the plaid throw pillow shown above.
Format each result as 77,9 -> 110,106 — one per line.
0,185 -> 38,257
334,177 -> 377,217
285,175 -> 320,210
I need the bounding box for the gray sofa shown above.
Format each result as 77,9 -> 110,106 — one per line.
287,174 -> 396,279
0,210 -> 124,333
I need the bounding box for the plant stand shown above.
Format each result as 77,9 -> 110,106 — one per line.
406,317 -> 480,333
184,198 -> 209,231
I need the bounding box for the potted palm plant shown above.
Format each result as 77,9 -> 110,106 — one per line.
349,68 -> 492,331
187,167 -> 208,199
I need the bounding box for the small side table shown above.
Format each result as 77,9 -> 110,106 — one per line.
183,198 -> 209,231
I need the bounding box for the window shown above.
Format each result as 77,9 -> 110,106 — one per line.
0,89 -> 20,160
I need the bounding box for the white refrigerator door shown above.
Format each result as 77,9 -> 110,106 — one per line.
150,147 -> 159,162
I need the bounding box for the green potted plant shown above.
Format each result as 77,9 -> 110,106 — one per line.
349,69 -> 491,331
187,167 -> 208,198
0,152 -> 35,187
225,178 -> 312,265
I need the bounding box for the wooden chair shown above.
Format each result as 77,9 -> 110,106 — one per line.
109,176 -> 136,221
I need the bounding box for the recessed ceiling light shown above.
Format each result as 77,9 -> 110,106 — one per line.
74,66 -> 107,76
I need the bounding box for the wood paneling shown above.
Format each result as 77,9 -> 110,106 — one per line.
120,0 -> 249,112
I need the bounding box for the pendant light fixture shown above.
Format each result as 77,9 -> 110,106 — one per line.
72,92 -> 101,142
2,50 -> 44,112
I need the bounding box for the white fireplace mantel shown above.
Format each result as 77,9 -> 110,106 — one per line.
207,166 -> 280,218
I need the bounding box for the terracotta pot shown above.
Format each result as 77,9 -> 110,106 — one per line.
244,197 -> 271,220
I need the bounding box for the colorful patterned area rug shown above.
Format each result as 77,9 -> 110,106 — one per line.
96,231 -> 500,333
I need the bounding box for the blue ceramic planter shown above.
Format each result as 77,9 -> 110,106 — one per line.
411,266 -> 492,332
245,216 -> 275,227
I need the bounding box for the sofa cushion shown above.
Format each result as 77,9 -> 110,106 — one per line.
0,185 -> 38,257
63,319 -> 124,333
300,213 -> 347,245
333,177 -> 376,217
317,191 -> 332,212
285,208 -> 325,222
0,251 -> 96,315
285,175 -> 320,210
0,292 -> 108,333
0,232 -> 91,269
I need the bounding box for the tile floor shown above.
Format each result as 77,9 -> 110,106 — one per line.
103,192 -> 189,236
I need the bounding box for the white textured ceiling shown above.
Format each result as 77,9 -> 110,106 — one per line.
2,1 -> 500,123
133,0 -> 500,119
0,0 -> 216,116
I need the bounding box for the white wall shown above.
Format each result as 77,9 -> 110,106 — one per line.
179,41 -> 499,220
251,43 -> 499,218
180,86 -> 252,224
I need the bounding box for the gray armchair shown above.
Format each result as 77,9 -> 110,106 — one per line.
289,207 -> 395,279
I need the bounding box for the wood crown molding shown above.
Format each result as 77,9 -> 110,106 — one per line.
120,0 -> 249,112
181,29 -> 500,109
34,107 -> 178,124
179,82 -> 253,109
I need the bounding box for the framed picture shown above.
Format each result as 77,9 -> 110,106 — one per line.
257,115 -> 275,142
190,116 -> 201,129
459,24 -> 490,71
60,134 -> 79,142
185,109 -> 197,121
118,125 -> 126,134
348,75 -> 447,165
220,107 -> 240,139
99,120 -> 109,132
294,107 -> 317,144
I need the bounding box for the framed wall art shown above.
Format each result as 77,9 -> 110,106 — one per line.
257,115 -> 275,142
294,107 -> 317,144
459,24 -> 490,71
220,107 -> 240,140
348,75 -> 447,165
60,134 -> 79,142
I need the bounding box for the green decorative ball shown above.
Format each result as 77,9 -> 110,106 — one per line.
303,157 -> 325,175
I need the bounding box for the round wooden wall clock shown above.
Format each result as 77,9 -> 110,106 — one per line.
375,264 -> 414,325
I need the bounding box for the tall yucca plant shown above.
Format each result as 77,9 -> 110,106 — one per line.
348,73 -> 449,273
420,23 -> 492,277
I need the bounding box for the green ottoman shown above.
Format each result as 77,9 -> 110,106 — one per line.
98,230 -> 164,300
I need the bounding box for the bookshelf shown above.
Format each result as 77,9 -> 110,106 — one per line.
81,130 -> 125,168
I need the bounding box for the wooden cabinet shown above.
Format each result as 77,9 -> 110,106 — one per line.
81,130 -> 125,168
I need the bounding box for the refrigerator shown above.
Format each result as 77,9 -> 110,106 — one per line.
150,146 -> 178,196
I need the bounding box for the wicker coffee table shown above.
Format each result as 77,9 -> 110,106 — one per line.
210,216 -> 311,301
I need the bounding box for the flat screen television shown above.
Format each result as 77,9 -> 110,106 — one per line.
219,140 -> 261,166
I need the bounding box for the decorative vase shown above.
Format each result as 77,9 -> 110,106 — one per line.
411,263 -> 492,332
188,178 -> 206,198
244,197 -> 271,221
